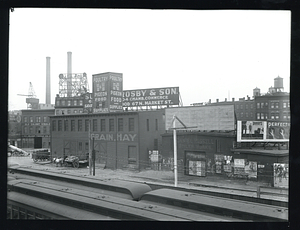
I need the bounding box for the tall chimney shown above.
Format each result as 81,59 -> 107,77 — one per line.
67,51 -> 72,97
46,57 -> 51,104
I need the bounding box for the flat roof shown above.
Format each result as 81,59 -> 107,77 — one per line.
231,148 -> 289,156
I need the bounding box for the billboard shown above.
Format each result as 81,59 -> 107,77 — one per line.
237,121 -> 290,142
273,163 -> 288,188
92,72 -> 123,113
123,87 -> 179,107
83,93 -> 93,114
165,105 -> 235,131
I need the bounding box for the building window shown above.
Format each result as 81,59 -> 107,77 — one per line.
246,112 -> 248,118
101,119 -> 106,132
240,112 -> 243,118
93,119 -> 98,131
271,102 -> 274,108
71,120 -> 75,131
62,100 -> 66,106
240,104 -> 243,109
56,100 -> 60,106
245,104 -> 248,109
251,104 -> 253,109
85,119 -> 89,132
30,116 -> 33,123
265,113 -> 268,119
129,118 -> 134,132
85,142 -> 89,151
29,126 -> 33,134
283,102 -> 286,108
24,116 -> 28,122
67,100 -> 71,106
79,100 -> 83,106
74,100 -> 77,106
288,102 -> 290,108
257,103 -> 260,109
24,126 -> 28,134
74,110 -> 77,114
147,119 -> 150,131
35,116 -> 41,122
67,110 -> 71,114
78,120 -> 82,131
250,112 -> 253,118
79,110 -> 83,113
287,112 -> 290,119
275,102 -> 279,108
118,118 -> 123,132
52,120 -> 56,131
109,119 -> 114,132
64,120 -> 68,131
236,104 -> 239,109
58,120 -> 62,131
155,119 -> 158,131
43,126 -> 47,134
79,142 -> 82,151
261,102 -> 264,108
271,113 -> 275,119
275,113 -> 280,119
261,113 -> 264,119
43,117 -> 47,122
265,102 -> 268,108
257,113 -> 260,120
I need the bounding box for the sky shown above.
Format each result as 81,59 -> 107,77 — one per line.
8,8 -> 291,110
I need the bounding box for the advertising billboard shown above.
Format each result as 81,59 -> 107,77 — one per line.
92,72 -> 123,113
123,87 -> 179,107
165,105 -> 235,131
273,163 -> 288,188
237,121 -> 290,142
83,93 -> 93,114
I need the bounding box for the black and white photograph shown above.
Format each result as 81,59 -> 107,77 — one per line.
6,7 -> 291,224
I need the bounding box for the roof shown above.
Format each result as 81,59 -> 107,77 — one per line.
231,148 -> 289,157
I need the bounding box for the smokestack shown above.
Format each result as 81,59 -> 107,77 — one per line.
67,51 -> 72,97
46,57 -> 51,104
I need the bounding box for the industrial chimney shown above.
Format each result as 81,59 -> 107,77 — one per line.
46,57 -> 51,104
67,51 -> 72,97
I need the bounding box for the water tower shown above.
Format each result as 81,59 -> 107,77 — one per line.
274,76 -> 284,92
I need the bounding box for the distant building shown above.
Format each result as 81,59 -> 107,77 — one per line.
8,110 -> 22,147
21,109 -> 55,149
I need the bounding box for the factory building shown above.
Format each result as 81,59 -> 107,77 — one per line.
50,109 -> 165,170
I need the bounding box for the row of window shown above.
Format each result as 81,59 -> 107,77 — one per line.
56,99 -> 83,107
52,118 -> 135,132
256,102 -> 290,109
23,116 -> 49,123
56,109 -> 83,115
236,112 -> 254,118
23,126 -> 49,134
256,112 -> 290,120
235,104 -> 254,110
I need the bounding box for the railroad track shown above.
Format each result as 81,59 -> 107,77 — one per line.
7,167 -> 288,221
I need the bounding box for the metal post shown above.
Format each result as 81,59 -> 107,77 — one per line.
173,115 -> 178,187
89,120 -> 92,175
92,137 -> 95,176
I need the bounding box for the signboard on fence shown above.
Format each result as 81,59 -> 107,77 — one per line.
123,87 -> 179,107
273,163 -> 288,188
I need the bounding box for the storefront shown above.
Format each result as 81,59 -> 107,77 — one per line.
161,131 -> 236,175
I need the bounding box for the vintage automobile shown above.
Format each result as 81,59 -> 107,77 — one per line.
53,154 -> 88,168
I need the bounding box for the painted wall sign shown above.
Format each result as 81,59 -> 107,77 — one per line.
92,73 -> 123,113
90,133 -> 137,142
123,87 -> 179,107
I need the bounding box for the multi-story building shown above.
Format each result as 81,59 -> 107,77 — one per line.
50,109 -> 165,170
54,95 -> 84,115
21,109 -> 55,149
8,110 -> 22,147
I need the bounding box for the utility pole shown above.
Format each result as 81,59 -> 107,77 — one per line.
89,119 -> 92,175
171,115 -> 197,187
